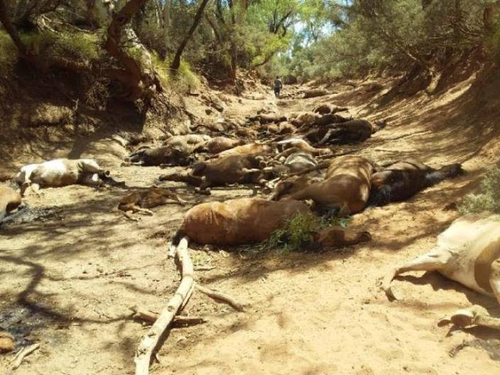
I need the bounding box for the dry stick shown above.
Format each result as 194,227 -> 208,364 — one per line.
194,265 -> 216,271
134,237 -> 194,375
180,283 -> 196,312
130,306 -> 206,326
130,306 -> 160,323
196,284 -> 245,312
10,343 -> 40,370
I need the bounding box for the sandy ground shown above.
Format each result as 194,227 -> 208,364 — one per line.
1,73 -> 500,375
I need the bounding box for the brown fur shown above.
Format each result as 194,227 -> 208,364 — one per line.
313,226 -> 371,249
206,137 -> 244,154
118,187 -> 185,214
216,143 -> 274,158
0,172 -> 13,182
266,123 -> 279,133
304,119 -> 378,146
192,154 -> 271,189
236,127 -> 258,139
289,156 -> 374,215
371,159 -> 430,189
291,112 -> 349,128
181,198 -> 310,245
278,122 -> 296,134
129,135 -> 209,167
314,104 -> 349,115
129,144 -> 198,166
324,119 -> 378,144
0,185 -> 22,220
252,113 -> 287,124
164,134 -> 211,147
270,173 -> 323,201
277,139 -> 330,156
158,170 -> 202,186
369,159 -> 463,206
303,89 -> 328,99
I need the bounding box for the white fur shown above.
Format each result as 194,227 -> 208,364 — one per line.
80,173 -> 101,186
277,138 -> 304,145
440,214 -> 500,296
284,152 -> 317,172
16,158 -> 104,191
79,159 -> 101,173
15,163 -> 39,185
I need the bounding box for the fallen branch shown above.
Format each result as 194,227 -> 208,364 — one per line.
130,306 -> 206,326
134,237 -> 194,375
196,284 -> 245,312
130,306 -> 159,323
194,265 -> 216,271
10,343 -> 40,370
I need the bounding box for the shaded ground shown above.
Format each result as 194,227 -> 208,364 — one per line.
1,69 -> 500,374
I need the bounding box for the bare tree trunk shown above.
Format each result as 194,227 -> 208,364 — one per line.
484,1 -> 500,33
162,0 -> 171,31
205,13 -> 222,43
171,0 -> 211,71
229,41 -> 238,83
104,0 -> 160,102
0,0 -> 30,57
226,0 -> 248,83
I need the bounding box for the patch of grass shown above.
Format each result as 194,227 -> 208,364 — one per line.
0,30 -> 100,76
167,58 -> 201,93
458,165 -> 500,215
20,30 -> 100,62
150,54 -> 201,93
151,53 -> 170,87
56,32 -> 100,61
261,212 -> 351,253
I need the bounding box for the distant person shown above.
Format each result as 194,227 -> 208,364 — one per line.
274,76 -> 283,98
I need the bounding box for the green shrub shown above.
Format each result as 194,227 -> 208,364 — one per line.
487,22 -> 500,63
458,166 -> 500,215
0,31 -> 17,76
261,212 -> 350,253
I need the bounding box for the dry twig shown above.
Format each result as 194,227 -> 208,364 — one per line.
196,284 -> 245,312
10,343 -> 40,370
130,306 -> 206,326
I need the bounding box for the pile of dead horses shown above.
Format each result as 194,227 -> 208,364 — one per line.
2,102 -> 500,374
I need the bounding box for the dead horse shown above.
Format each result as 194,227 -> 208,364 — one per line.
171,197 -> 310,246
382,213 -> 500,331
